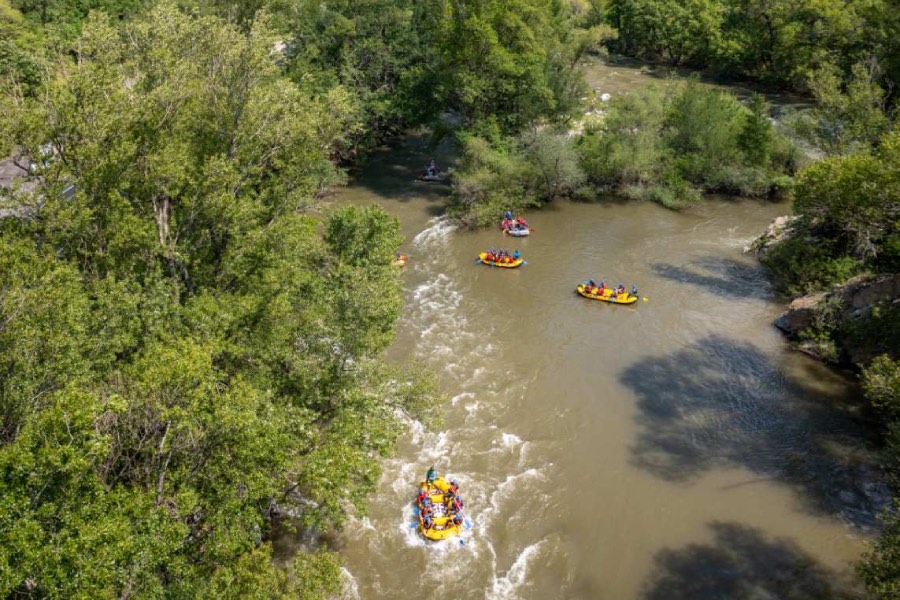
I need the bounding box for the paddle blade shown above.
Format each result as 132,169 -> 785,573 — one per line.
642,297 -> 649,302
408,522 -> 418,529
464,518 -> 473,529
522,260 -> 528,266
412,507 -> 419,516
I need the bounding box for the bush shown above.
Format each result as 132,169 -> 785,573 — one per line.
880,233 -> 900,272
450,126 -> 586,226
621,178 -> 701,209
762,234 -> 863,295
859,356 -> 900,598
860,508 -> 900,600
576,80 -> 795,208
450,134 -> 536,227
843,306 -> 900,368
863,356 -> 900,419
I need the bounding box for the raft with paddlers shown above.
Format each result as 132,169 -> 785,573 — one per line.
416,159 -> 448,182
392,253 -> 409,267
576,281 -> 640,305
500,217 -> 532,236
415,467 -> 466,541
478,251 -> 524,268
500,211 -> 533,236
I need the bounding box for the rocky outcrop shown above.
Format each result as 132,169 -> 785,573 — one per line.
774,292 -> 828,334
774,273 -> 900,365
745,215 -> 798,259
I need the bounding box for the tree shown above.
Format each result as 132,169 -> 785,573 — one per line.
738,93 -> 773,167
284,0 -> 422,146
607,0 -> 722,66
793,127 -> 900,261
788,61 -> 891,155
420,0 -> 607,131
1,4 -> 438,597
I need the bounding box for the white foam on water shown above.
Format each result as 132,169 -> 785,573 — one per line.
476,468 -> 547,531
517,442 -> 532,468
500,433 -> 523,449
471,366 -> 488,382
451,392 -> 475,406
412,216 -> 458,248
337,216 -> 550,595
355,517 -> 376,532
485,541 -> 546,600
339,567 -> 361,600
405,272 -> 477,367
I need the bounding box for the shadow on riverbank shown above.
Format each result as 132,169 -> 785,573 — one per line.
640,521 -> 862,599
621,335 -> 889,528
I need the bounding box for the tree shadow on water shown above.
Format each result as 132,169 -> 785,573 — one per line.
641,522 -> 862,600
651,257 -> 774,301
621,336 -> 889,527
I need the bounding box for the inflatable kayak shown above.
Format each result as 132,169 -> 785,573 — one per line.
502,227 -> 531,237
576,284 -> 639,305
417,173 -> 444,182
392,254 -> 409,267
479,252 -> 524,268
416,477 -> 465,541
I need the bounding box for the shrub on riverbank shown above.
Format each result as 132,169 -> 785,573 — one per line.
859,355 -> 900,599
449,125 -> 586,227
577,80 -> 798,207
761,127 -> 900,294
449,79 -> 801,225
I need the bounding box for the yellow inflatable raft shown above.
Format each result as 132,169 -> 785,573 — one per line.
478,252 -> 524,268
392,254 -> 409,267
576,284 -> 639,305
416,477 -> 464,541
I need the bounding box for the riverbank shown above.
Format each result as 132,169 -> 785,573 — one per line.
446,58 -> 806,227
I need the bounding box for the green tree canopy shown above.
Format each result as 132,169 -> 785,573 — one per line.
0,4 -> 440,597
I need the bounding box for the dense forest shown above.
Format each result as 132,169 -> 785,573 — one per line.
1,0 -> 898,597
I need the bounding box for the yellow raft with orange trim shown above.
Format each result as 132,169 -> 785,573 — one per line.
478,252 -> 524,268
416,477 -> 464,541
576,283 -> 639,305
392,254 -> 409,267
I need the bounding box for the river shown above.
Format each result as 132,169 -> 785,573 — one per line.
285,60 -> 885,599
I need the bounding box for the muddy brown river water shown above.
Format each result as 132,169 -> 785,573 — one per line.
283,60 -> 885,600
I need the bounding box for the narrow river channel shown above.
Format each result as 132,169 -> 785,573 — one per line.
284,60 -> 885,600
